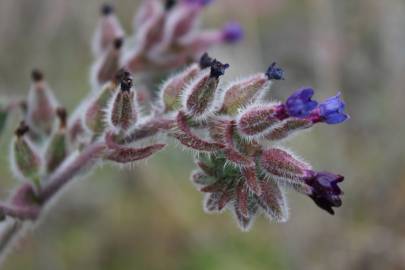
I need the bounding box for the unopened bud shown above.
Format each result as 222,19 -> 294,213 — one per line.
92,3 -> 125,57
165,0 -> 177,10
45,108 -> 68,173
108,74 -> 138,132
160,63 -> 199,112
183,59 -> 228,118
264,118 -> 313,142
218,73 -> 271,115
91,37 -> 124,87
199,52 -> 213,69
237,104 -> 280,138
10,122 -> 42,188
191,170 -> 213,187
157,1 -> 203,51
265,62 -> 284,81
27,69 -> 58,136
260,148 -> 312,184
133,0 -> 163,29
85,80 -> 117,135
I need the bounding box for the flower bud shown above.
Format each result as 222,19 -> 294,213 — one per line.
133,0 -> 163,29
183,59 -> 228,118
199,52 -> 213,69
264,118 -> 313,142
158,0 -> 203,49
92,3 -> 125,57
218,73 -> 271,115
260,148 -> 312,184
134,8 -> 166,54
107,74 -> 138,132
207,117 -> 229,144
236,104 -> 280,138
176,30 -> 231,59
45,108 -> 68,173
84,77 -> 119,135
265,62 -> 284,81
160,63 -> 199,112
91,38 -> 124,88
191,169 -> 215,187
10,122 -> 42,188
26,70 -> 58,136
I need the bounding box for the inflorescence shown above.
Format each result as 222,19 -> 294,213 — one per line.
0,0 -> 348,239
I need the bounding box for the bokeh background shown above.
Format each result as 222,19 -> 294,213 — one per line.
1,0 -> 405,269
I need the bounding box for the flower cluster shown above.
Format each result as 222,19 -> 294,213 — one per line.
163,56 -> 348,229
90,0 -> 242,88
0,0 -> 348,246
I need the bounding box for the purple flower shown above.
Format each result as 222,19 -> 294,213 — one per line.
285,88 -> 318,118
265,62 -> 284,80
318,92 -> 349,124
222,22 -> 244,43
305,171 -> 344,215
101,3 -> 114,16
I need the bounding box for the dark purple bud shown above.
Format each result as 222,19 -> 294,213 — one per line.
115,69 -> 131,84
56,107 -> 67,129
113,37 -> 124,49
31,69 -> 44,82
210,59 -> 229,78
285,88 -> 318,118
15,121 -> 30,137
120,75 -> 133,92
199,52 -> 213,69
101,3 -> 114,16
265,62 -> 284,81
317,92 -> 349,124
222,22 -> 243,43
165,0 -> 177,10
305,171 -> 344,215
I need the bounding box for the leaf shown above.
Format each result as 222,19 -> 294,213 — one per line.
174,111 -> 225,151
106,144 -> 166,163
258,179 -> 289,222
241,166 -> 261,195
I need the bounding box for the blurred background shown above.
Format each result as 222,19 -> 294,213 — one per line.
1,0 -> 405,269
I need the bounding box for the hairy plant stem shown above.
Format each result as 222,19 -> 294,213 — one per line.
0,142 -> 107,262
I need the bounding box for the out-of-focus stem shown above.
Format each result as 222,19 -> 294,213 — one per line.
38,142 -> 106,202
0,142 -> 106,265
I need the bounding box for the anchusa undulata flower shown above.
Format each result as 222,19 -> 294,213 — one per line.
0,1 -> 349,260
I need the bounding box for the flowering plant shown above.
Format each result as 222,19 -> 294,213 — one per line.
0,0 -> 348,261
